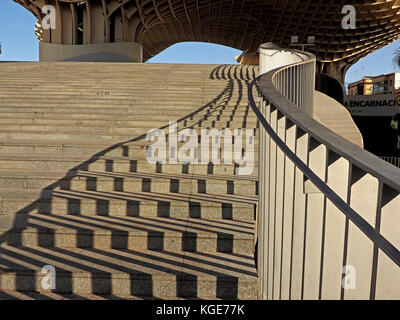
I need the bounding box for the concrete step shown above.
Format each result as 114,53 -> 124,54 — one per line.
3,215 -> 254,254
0,102 -> 248,110
0,117 -> 258,127
0,290 -> 188,300
0,84 -> 235,89
0,69 -> 223,75
0,188 -> 256,220
0,89 -> 232,95
0,97 -> 246,105
0,89 -> 241,96
0,77 -> 228,82
0,73 -> 254,81
0,106 -> 252,115
0,82 -> 230,89
0,153 -> 259,176
0,124 -> 257,135
0,114 -> 254,126
0,89 -> 229,94
0,187 -> 257,219
0,169 -> 258,196
0,139 -> 260,158
0,244 -> 257,299
0,131 -> 258,144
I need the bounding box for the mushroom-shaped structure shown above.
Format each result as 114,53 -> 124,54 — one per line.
13,0 -> 400,81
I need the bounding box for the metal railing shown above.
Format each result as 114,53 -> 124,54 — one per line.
271,56 -> 315,115
249,50 -> 400,300
381,156 -> 400,168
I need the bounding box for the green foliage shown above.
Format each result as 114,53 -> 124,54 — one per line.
393,47 -> 400,68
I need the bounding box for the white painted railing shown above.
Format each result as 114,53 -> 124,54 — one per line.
271,55 -> 315,116
249,49 -> 400,300
258,44 -> 315,116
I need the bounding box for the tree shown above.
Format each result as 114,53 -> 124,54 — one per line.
393,47 -> 400,68
391,113 -> 400,152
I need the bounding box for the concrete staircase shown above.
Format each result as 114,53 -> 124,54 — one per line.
0,62 -> 259,300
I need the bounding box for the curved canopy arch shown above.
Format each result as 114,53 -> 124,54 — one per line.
13,0 -> 400,78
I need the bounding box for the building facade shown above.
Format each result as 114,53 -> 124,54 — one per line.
348,77 -> 373,96
348,73 -> 400,96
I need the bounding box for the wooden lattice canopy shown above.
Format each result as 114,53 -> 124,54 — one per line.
14,0 -> 400,78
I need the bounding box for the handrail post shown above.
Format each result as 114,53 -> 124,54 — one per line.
304,60 -> 316,116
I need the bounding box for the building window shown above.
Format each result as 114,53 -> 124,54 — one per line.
373,82 -> 386,94
357,84 -> 364,95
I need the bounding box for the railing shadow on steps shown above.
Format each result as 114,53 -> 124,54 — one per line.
210,65 -> 258,82
249,50 -> 400,300
0,66 -> 259,300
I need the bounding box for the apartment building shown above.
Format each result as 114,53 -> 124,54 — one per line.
348,73 -> 400,95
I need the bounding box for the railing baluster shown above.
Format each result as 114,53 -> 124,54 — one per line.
303,139 -> 327,299
290,128 -> 309,299
375,185 -> 400,299
286,68 -> 289,99
344,169 -> 379,299
259,100 -> 272,300
268,105 -> 279,299
301,64 -> 304,110
273,112 -> 287,299
280,119 -> 297,299
296,66 -> 300,107
258,98 -> 267,298
320,153 -> 350,299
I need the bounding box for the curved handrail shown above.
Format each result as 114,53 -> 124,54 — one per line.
250,54 -> 400,273
262,49 -> 316,114
258,66 -> 400,192
248,78 -> 400,267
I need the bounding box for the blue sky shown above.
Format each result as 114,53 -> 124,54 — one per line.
1,0 -> 399,85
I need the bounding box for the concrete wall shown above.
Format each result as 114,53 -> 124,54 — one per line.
259,43 -> 311,75
39,42 -> 143,62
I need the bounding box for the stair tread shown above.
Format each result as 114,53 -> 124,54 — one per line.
0,290 -> 190,300
0,168 -> 258,184
0,244 -> 257,280
0,152 -> 259,165
5,214 -> 254,237
0,188 -> 257,206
